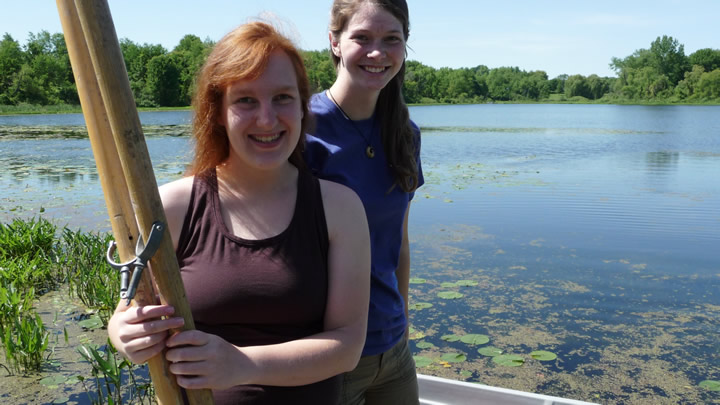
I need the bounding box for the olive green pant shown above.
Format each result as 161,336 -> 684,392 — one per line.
341,337 -> 419,405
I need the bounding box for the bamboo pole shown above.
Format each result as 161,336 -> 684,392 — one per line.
59,1 -> 215,403
55,1 -> 186,404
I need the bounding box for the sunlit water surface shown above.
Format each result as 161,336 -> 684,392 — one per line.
1,104 -> 719,404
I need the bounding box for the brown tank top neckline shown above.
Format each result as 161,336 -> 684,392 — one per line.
208,166 -> 303,247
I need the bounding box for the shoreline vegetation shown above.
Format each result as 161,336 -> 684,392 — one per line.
0,217 -> 155,404
2,97 -> 719,116
0,104 -> 191,116
1,31 -> 719,115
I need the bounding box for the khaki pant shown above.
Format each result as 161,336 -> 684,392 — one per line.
341,337 -> 419,405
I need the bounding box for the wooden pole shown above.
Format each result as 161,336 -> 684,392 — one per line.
59,1 -> 214,403
55,1 -> 186,404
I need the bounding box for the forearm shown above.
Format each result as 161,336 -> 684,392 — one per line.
396,204 -> 412,327
396,242 -> 411,324
236,326 -> 364,386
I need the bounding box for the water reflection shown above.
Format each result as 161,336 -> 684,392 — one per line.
645,151 -> 679,171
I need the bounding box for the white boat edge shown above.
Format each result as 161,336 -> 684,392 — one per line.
418,374 -> 600,405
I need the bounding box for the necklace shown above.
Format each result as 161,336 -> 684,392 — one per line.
327,89 -> 375,159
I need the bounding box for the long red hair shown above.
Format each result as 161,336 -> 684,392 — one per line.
187,22 -> 311,176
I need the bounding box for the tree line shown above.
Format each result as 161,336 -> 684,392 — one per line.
1,31 -> 719,108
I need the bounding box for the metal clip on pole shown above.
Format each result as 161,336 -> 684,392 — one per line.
106,221 -> 165,305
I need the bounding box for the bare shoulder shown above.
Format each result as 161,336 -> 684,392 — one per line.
158,176 -> 194,244
318,179 -> 367,237
318,178 -> 360,207
159,176 -> 194,211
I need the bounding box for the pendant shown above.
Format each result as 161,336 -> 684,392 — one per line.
366,145 -> 375,158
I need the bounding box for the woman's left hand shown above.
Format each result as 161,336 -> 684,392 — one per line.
165,330 -> 248,390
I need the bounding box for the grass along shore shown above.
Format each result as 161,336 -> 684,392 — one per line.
2,96 -> 719,116
0,103 -> 191,116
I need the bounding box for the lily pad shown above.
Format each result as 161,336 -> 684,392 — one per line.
460,334 -> 490,345
493,354 -> 525,367
699,380 -> 720,391
413,356 -> 433,368
456,280 -> 479,287
40,375 -> 68,386
437,291 -> 464,299
441,334 -> 461,342
409,331 -> 426,340
530,350 -> 557,361
416,341 -> 436,349
409,278 -> 427,284
52,397 -> 70,404
441,282 -> 458,288
478,346 -> 503,357
78,316 -> 103,330
441,352 -> 467,363
460,370 -> 473,378
410,302 -> 433,310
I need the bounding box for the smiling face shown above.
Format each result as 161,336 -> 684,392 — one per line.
219,50 -> 303,172
331,2 -> 406,94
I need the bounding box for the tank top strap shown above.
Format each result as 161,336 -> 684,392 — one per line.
291,168 -> 329,262
176,169 -> 215,257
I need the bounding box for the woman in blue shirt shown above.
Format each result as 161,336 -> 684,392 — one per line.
304,1 -> 423,403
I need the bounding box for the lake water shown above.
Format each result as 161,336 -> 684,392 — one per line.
1,104 -> 719,404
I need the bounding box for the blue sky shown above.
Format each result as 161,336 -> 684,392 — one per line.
2,0 -> 718,78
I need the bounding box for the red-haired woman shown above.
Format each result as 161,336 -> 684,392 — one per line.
107,22 -> 370,405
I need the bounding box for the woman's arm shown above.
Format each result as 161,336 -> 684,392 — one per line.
164,179 -> 371,390
396,202 -> 411,338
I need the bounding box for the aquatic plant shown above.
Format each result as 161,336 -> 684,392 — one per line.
61,228 -> 119,325
459,334 -> 490,345
492,354 -> 525,367
437,291 -> 463,299
413,356 -> 433,368
0,283 -> 35,338
699,380 -> 720,391
0,217 -> 57,261
441,352 -> 467,363
0,255 -> 58,295
530,350 -> 557,361
478,346 -> 503,357
78,315 -> 104,330
409,302 -> 433,310
76,340 -> 153,405
0,284 -> 49,374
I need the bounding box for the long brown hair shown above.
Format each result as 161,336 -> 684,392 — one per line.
187,22 -> 311,176
329,0 -> 419,193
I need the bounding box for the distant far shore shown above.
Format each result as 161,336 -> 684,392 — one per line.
2,98 -> 719,116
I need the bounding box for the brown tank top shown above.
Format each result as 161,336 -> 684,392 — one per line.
176,167 -> 340,404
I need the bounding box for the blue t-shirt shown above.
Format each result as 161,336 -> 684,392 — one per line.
305,91 -> 424,356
